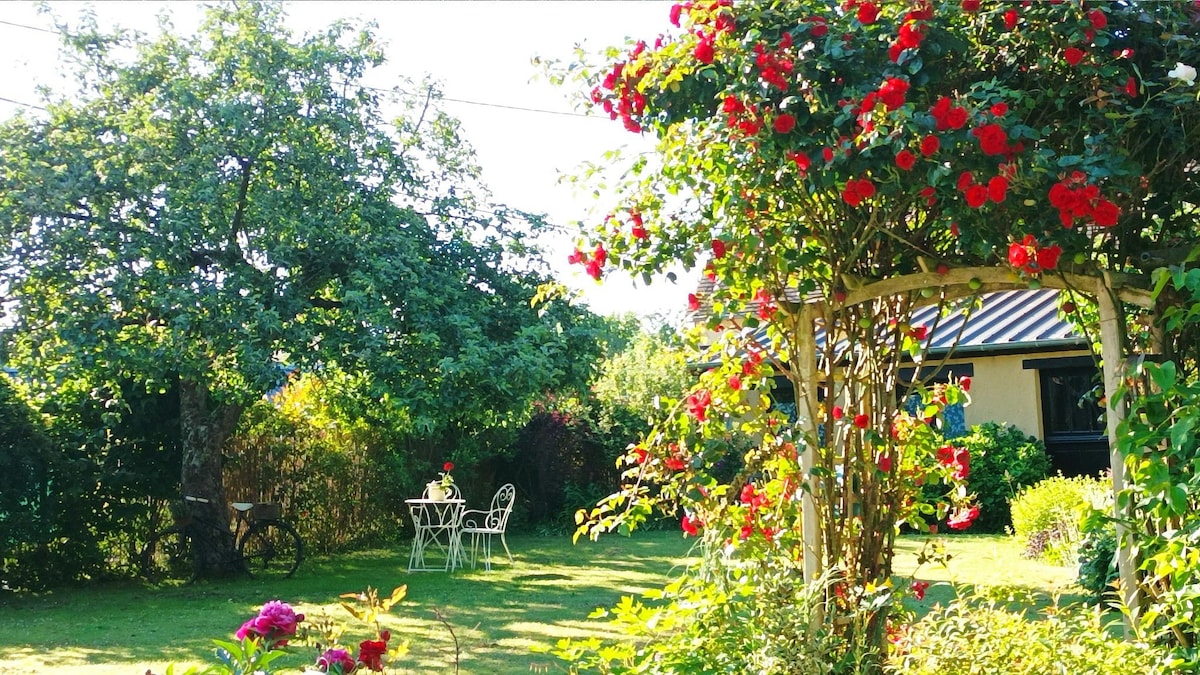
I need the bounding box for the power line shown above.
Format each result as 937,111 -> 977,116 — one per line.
0,96 -> 46,111
0,15 -> 601,121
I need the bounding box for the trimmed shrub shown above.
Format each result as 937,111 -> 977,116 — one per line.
1010,474 -> 1108,566
889,586 -> 1165,674
956,423 -> 1051,533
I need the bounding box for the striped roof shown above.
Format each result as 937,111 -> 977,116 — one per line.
912,289 -> 1084,354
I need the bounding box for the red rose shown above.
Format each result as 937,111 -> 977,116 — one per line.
594,243 -> 607,266
974,123 -> 1008,156
990,102 -> 1008,117
443,462 -> 454,472
1087,8 -> 1107,30
688,293 -> 701,312
947,505 -> 980,531
358,639 -> 388,672
722,95 -> 744,114
987,175 -> 1009,203
957,171 -> 975,192
822,146 -> 834,163
681,514 -> 701,536
788,150 -> 811,174
728,375 -> 742,391
1037,244 -> 1063,271
1124,76 -> 1138,98
854,413 -> 870,429
1008,241 -> 1030,268
857,2 -> 880,24
687,389 -> 712,421
945,106 -> 969,130
910,325 -> 928,340
711,239 -> 726,258
895,149 -> 917,171
1092,199 -> 1120,227
632,446 -> 648,464
1003,8 -> 1018,31
773,113 -> 796,134
832,405 -> 845,420
911,580 -> 930,600
877,77 -> 910,110
878,453 -> 892,473
920,134 -> 940,157
1064,47 -> 1085,67
959,376 -> 972,392
961,0 -> 980,11
694,33 -> 716,64
807,16 -> 829,38
965,184 -> 988,208
664,455 -> 687,471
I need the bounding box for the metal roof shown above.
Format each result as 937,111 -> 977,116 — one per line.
913,289 -> 1084,354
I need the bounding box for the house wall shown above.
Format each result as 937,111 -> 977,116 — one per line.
937,348 -> 1092,440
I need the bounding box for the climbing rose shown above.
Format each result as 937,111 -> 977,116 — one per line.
947,505 -> 980,531
1036,245 -> 1063,271
773,113 -> 796,134
688,293 -> 701,312
681,514 -> 701,536
711,239 -> 727,258
857,2 -> 880,24
687,389 -> 712,421
1087,8 -> 1107,29
990,102 -> 1008,117
694,32 -> 716,64
832,405 -> 845,420
1008,241 -> 1031,268
807,16 -> 828,37
959,376 -> 972,392
1003,8 -> 1018,31
895,149 -> 917,171
911,580 -> 930,600
920,134 -> 940,157
1064,47 -> 1084,66
961,0 -> 980,11
987,176 -> 1009,203
853,413 -> 870,429
965,184 -> 988,208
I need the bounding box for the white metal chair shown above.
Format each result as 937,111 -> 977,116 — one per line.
459,483 -> 516,571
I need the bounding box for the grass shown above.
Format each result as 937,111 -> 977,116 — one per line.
0,532 -> 1080,674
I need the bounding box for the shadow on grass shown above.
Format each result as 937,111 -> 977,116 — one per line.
0,531 -> 696,675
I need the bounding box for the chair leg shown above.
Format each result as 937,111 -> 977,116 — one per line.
482,534 -> 492,572
501,532 -> 513,562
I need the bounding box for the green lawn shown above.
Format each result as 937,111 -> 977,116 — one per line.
0,532 -> 1078,674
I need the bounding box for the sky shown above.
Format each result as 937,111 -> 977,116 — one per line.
0,1 -> 696,323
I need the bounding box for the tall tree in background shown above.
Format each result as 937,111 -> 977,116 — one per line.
0,3 -> 580,576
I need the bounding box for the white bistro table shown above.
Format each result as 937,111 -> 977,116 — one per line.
405,498 -> 466,572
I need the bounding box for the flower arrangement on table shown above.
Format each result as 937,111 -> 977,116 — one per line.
426,462 -> 455,500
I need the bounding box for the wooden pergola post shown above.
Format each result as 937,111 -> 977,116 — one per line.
797,303 -> 821,585
1096,275 -> 1141,630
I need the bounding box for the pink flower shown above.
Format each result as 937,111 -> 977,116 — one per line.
236,601 -> 305,648
317,648 -> 356,673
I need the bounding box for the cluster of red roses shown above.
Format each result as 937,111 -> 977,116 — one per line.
687,388 -> 713,421
753,32 -> 795,92
936,444 -> 970,481
886,1 -> 932,63
590,41 -> 650,133
1048,171 -> 1121,228
737,482 -> 777,542
1007,234 -> 1063,275
831,405 -> 871,430
567,242 -> 608,281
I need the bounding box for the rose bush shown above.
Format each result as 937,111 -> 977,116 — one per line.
551,0 -> 1200,670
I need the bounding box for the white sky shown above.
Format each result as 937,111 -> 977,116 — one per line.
0,1 -> 696,323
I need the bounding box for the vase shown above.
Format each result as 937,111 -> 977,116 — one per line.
427,481 -> 447,501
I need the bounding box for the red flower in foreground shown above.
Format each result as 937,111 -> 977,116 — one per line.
853,413 -> 870,429
1003,8 -> 1018,31
807,16 -> 828,37
773,113 -> 796,134
681,514 -> 701,536
1087,8 -> 1108,30
632,446 -> 648,465
947,505 -> 980,531
895,149 -> 917,171
358,638 -> 388,672
1064,47 -> 1085,67
694,32 -> 716,64
911,580 -> 930,600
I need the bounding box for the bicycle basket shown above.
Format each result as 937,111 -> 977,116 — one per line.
251,502 -> 282,521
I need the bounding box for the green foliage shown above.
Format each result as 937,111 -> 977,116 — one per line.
1010,474 -> 1108,566
956,423 -> 1051,533
888,586 -> 1165,675
1076,503 -> 1118,604
550,548 -> 889,674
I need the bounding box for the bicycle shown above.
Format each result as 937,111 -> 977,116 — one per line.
141,495 -> 304,583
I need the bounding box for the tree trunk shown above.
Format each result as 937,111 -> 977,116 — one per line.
179,378 -> 245,578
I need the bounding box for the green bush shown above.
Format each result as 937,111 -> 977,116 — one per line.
1010,474 -> 1108,566
888,586 -> 1165,674
1076,491 -> 1119,604
956,423 -> 1051,533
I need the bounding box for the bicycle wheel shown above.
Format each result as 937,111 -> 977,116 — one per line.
141,526 -> 193,583
238,520 -> 303,580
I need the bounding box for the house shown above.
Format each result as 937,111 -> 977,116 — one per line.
694,287 -> 1106,477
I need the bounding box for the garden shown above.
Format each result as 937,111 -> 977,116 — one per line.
3,1 -> 1200,673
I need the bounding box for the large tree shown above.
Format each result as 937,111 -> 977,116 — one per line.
0,3 -> 578,576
